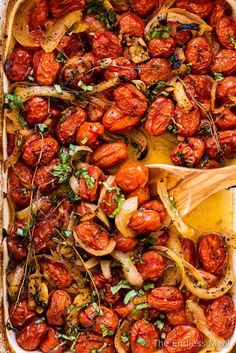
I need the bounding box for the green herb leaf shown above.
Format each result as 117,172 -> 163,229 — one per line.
147,26 -> 173,40
51,163 -> 72,184
161,332 -> 166,339
143,282 -> 155,291
213,71 -> 224,81
63,230 -> 72,238
228,34 -> 236,49
5,93 -> 23,110
60,115 -> 66,123
16,226 -> 29,238
92,302 -> 104,315
154,319 -> 165,330
111,280 -> 131,295
80,137 -> 88,145
78,80 -> 93,91
56,51 -> 67,64
159,313 -> 165,320
76,169 -> 95,189
137,337 -> 146,346
86,0 -> 117,29
27,74 -> 34,82
169,195 -> 176,210
50,195 -> 58,204
67,188 -> 81,202
132,303 -> 149,314
54,84 -> 62,94
60,149 -> 69,164
100,324 -> 114,337
123,289 -> 138,305
69,144 -> 77,156
121,332 -> 130,344
35,317 -> 45,324
36,123 -> 49,134
21,188 -> 29,195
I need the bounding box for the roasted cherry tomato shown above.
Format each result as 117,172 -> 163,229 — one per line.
164,325 -> 204,353
130,319 -> 159,353
16,320 -> 48,350
185,37 -> 212,74
129,210 -> 161,234
56,107 -> 87,144
33,50 -> 61,86
180,238 -> 197,267
113,302 -> 133,318
100,184 -> 120,217
131,0 -> 157,16
76,122 -> 104,148
145,97 -> 175,136
209,0 -> 228,27
77,165 -> 104,202
92,272 -> 121,305
9,301 -> 36,328
102,105 -> 141,133
175,0 -> 213,18
168,21 -> 191,46
170,138 -> 205,167
46,290 -> 72,325
56,34 -> 85,58
87,95 -> 111,122
115,161 -> 149,192
24,97 -> 49,127
34,158 -> 60,192
75,221 -> 110,251
167,306 -> 189,327
127,185 -> 150,207
114,232 -> 138,252
5,48 -> 33,82
139,58 -> 172,85
148,37 -> 176,58
41,260 -> 73,289
49,0 -> 85,18
84,15 -> 105,39
79,305 -> 119,334
211,49 -> 236,75
61,52 -> 95,88
216,76 -> 236,103
33,220 -> 58,253
215,108 -> 236,130
183,75 -> 212,105
206,295 -> 236,338
119,13 -> 145,37
114,83 -> 148,118
104,57 -> 137,81
136,250 -> 165,281
197,232 -> 227,274
75,332 -> 115,353
90,142 -> 128,169
22,134 -> 58,166
29,0 -> 48,29
7,221 -> 29,261
8,161 -> 33,207
40,327 -> 63,353
92,30 -> 123,59
142,199 -> 166,223
216,16 -> 236,49
205,130 -> 236,158
174,106 -> 200,138
148,286 -> 184,311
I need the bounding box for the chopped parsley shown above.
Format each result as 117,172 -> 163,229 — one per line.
69,144 -> 77,156
132,303 -> 149,314
137,337 -> 146,346
76,169 -> 95,189
54,84 -> 62,94
80,137 -> 88,145
228,34 -> 236,49
101,183 -> 126,218
21,188 -> 28,195
154,320 -> 165,330
121,332 -> 129,344
86,0 -> 117,29
60,115 -> 66,123
67,188 -> 81,202
143,282 -> 155,291
100,324 -> 114,337
123,290 -> 138,304
5,93 -> 23,110
159,313 -> 165,320
213,71 -> 224,81
27,74 -> 34,82
36,123 -> 49,135
16,226 -> 29,238
147,26 -> 173,40
110,280 -> 131,294
78,80 -> 93,91
35,317 -> 45,324
51,149 -> 72,184
169,195 -> 176,210
56,51 -> 67,64
161,332 -> 167,339
62,230 -> 72,238
92,302 -> 104,315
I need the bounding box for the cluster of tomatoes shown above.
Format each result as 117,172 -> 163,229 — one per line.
4,0 -> 236,352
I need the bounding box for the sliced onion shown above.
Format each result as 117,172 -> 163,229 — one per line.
41,10 -> 82,53
5,109 -> 21,134
69,175 -> 80,195
115,197 -> 138,238
167,8 -> 212,36
84,257 -> 100,269
211,81 -> 218,112
186,300 -> 225,352
12,0 -> 39,48
4,142 -> 21,171
79,203 -> 111,229
15,206 -> 31,221
226,0 -> 236,20
88,78 -> 120,94
174,81 -> 193,112
13,86 -> 77,102
74,231 -> 116,256
144,0 -> 176,35
115,320 -> 132,353
157,175 -> 196,239
98,175 -> 115,206
100,260 -> 112,280
111,251 -> 143,287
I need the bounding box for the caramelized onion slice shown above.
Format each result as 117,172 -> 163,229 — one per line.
115,319 -> 132,353
74,231 -> 116,256
174,81 -> 193,112
100,260 -> 112,280
13,86 -> 77,102
111,250 -> 143,287
115,197 -> 138,238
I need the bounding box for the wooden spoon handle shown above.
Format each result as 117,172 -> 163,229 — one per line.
171,165 -> 236,216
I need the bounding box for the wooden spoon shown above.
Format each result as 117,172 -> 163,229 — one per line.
147,164 -> 236,216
